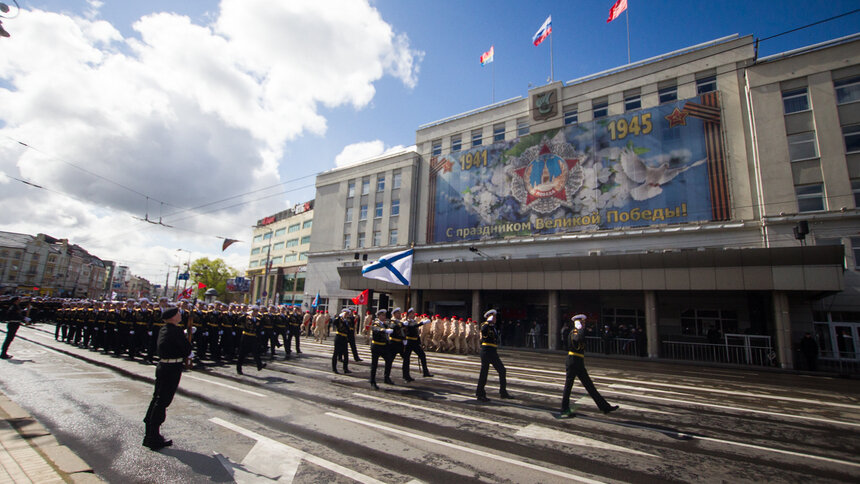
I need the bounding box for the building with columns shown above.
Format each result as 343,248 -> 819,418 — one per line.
308,34 -> 860,371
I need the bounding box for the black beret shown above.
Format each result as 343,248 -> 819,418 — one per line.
161,307 -> 179,320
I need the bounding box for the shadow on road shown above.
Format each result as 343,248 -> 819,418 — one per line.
160,447 -> 235,482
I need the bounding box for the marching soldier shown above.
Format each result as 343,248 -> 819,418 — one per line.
402,308 -> 433,381
476,309 -> 514,402
237,306 -> 266,375
385,307 -> 406,385
369,308 -> 393,389
346,308 -> 362,362
106,301 -> 119,354
560,314 -> 618,418
285,306 -> 302,358
331,309 -> 352,374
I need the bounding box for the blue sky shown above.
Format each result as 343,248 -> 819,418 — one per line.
0,0 -> 858,280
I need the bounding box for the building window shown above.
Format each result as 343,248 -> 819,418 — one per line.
659,85 -> 678,104
377,176 -> 385,192
272,241 -> 285,250
375,202 -> 383,218
601,308 -> 646,330
517,118 -> 529,136
852,180 -> 860,207
249,260 -> 259,268
300,235 -> 310,245
852,237 -> 860,270
624,94 -> 641,112
359,205 -> 367,221
251,247 -> 261,255
345,207 -> 353,223
347,181 -> 355,198
835,75 -> 860,105
493,123 -> 505,142
302,220 -> 312,229
393,171 -> 402,189
288,223 -> 300,233
299,252 -> 308,261
788,131 -> 818,161
681,309 -> 738,336
391,199 -> 400,216
431,140 -> 442,156
262,232 -> 272,240
343,234 -> 351,249
286,239 -> 299,248
471,129 -> 482,147
782,87 -> 809,114
357,233 -> 366,248
696,75 -> 717,94
270,256 -> 282,265
285,253 -> 297,262
563,107 -> 578,125
593,100 -> 608,119
844,124 -> 860,153
372,231 -> 382,247
361,179 -> 370,195
274,228 -> 286,237
253,235 -> 262,243
451,135 -> 462,152
389,228 -> 398,246
796,183 -> 824,212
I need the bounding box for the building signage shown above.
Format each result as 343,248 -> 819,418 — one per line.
428,93 -> 729,242
261,216 -> 276,226
531,88 -> 558,122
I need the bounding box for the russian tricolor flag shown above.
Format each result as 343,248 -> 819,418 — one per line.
480,46 -> 494,66
532,15 -> 552,46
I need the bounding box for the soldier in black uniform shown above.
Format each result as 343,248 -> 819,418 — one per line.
369,308 -> 392,390
285,306 -> 302,359
237,306 -> 266,375
142,306 -> 192,450
384,307 -> 405,385
476,309 -> 514,402
560,314 -> 618,418
1,296 -> 31,359
331,309 -> 352,374
346,308 -> 362,362
402,308 -> 433,381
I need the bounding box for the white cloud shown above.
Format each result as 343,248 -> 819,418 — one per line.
335,140 -> 415,167
0,1 -> 422,281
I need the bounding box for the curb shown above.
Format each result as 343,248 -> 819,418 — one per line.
0,392 -> 105,483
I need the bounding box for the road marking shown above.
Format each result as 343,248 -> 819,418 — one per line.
355,392 -> 656,458
211,417 -> 385,484
326,412 -> 607,484
185,375 -> 267,398
695,434 -> 860,469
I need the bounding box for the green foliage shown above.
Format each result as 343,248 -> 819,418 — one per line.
189,257 -> 239,299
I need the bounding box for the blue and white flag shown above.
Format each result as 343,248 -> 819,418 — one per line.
312,292 -> 320,308
362,248 -> 413,286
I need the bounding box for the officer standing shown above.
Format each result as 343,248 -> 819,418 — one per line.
237,306 -> 266,375
476,309 -> 514,402
369,308 -> 393,390
142,306 -> 192,450
1,296 -> 31,360
560,314 -> 618,418
331,309 -> 352,374
402,308 -> 433,381
285,307 -> 302,358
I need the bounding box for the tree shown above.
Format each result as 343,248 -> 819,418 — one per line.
189,258 -> 239,300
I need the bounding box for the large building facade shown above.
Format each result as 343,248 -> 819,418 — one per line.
247,201 -> 315,306
308,34 -> 860,371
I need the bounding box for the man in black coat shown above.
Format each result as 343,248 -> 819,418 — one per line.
143,306 -> 192,450
560,314 -> 618,418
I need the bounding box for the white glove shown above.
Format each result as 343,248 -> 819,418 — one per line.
129,330 -> 135,335
148,331 -> 153,336
574,321 -> 583,330
203,331 -> 209,336
191,327 -> 197,334
403,340 -> 407,346
189,351 -> 195,359
218,330 -> 223,335
384,328 -> 393,334
24,317 -> 31,323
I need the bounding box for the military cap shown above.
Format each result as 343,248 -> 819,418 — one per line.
484,309 -> 497,318
391,307 -> 402,314
572,314 -> 587,321
161,306 -> 179,320
376,308 -> 387,316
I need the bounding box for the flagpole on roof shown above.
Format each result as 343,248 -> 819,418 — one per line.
492,54 -> 495,103
550,26 -> 554,82
626,6 -> 630,63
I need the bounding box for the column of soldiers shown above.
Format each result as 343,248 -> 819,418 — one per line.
365,306 -> 434,389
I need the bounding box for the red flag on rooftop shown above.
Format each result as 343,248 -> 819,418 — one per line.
607,0 -> 627,22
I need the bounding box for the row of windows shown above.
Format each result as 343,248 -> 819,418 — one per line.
250,235 -> 311,255
787,124 -> 860,162
347,171 -> 403,198
252,220 -> 312,243
249,252 -> 308,267
782,75 -> 860,115
345,199 -> 400,222
794,180 -> 860,213
343,229 -> 399,249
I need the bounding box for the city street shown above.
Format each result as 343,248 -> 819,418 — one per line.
1,323 -> 858,484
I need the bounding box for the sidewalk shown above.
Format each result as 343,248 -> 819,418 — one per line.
0,391 -> 103,484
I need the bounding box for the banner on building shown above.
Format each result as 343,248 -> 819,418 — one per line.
428,92 -> 729,243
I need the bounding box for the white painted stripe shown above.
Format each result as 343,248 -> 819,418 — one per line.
515,424 -> 657,458
210,417 -> 385,484
353,392 -> 520,430
696,435 -> 860,469
185,375 -> 267,398
326,412 -> 607,484
608,384 -> 693,397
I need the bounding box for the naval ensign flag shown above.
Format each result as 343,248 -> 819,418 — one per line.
361,248 -> 413,286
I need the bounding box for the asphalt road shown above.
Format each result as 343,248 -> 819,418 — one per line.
1,323 -> 858,483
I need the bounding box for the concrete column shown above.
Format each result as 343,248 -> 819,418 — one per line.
772,291 -> 794,369
471,290 -> 481,322
548,290 -> 559,350
644,290 -> 659,358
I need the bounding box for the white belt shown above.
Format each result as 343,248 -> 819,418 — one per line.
160,358 -> 184,363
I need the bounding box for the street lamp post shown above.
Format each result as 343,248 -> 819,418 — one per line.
175,249 -> 191,296
261,231 -> 273,306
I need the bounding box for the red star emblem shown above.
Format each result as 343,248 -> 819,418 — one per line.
665,107 -> 688,127
442,159 -> 453,173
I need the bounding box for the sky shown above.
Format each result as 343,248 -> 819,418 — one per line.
0,0 -> 858,284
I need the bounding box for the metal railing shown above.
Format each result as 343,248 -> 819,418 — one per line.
584,336 -> 640,356
661,340 -> 776,366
